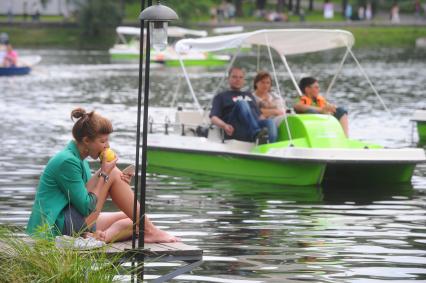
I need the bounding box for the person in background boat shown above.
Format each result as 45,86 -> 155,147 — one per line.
210,67 -> 277,144
0,33 -> 9,67
0,32 -> 18,68
27,108 -> 179,244
294,77 -> 349,137
2,43 -> 18,67
253,71 -> 286,127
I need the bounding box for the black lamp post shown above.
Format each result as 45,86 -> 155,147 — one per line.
132,0 -> 178,266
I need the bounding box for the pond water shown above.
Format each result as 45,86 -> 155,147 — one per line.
0,47 -> 425,282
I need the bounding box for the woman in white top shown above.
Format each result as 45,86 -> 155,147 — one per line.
253,71 -> 286,127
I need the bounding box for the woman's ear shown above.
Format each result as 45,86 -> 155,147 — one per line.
82,136 -> 90,146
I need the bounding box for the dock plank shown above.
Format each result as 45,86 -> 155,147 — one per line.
1,237 -> 202,258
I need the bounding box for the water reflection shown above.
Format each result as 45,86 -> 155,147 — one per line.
146,170 -> 426,281
0,48 -> 425,282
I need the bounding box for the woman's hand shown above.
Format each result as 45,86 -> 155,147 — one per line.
120,171 -> 134,184
100,150 -> 117,175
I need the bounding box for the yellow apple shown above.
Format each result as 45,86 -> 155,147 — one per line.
99,148 -> 116,162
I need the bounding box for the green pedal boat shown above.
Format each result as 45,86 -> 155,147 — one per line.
148,112 -> 425,186
146,29 -> 426,186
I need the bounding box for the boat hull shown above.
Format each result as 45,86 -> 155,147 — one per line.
0,66 -> 30,76
324,162 -> 416,184
416,121 -> 426,145
160,58 -> 228,67
110,53 -> 228,67
148,147 -> 326,186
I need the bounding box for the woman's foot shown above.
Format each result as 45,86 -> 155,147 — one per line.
84,231 -> 107,242
144,227 -> 180,243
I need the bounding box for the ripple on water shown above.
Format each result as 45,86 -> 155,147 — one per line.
1,48 -> 426,282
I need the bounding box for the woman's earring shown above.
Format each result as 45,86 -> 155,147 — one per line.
85,147 -> 89,154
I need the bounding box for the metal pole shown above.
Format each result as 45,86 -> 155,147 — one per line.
139,0 -> 152,256
133,1 -> 151,282
133,0 -> 146,251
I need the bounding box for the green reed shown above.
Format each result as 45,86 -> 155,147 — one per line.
0,226 -> 139,283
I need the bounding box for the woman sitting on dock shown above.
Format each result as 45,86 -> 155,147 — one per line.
27,108 -> 179,244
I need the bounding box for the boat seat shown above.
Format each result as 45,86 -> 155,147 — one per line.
207,126 -> 224,142
175,110 -> 208,136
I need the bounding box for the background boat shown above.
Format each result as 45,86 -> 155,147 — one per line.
109,26 -> 229,67
0,55 -> 41,76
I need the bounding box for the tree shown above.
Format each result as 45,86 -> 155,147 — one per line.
166,1 -> 214,24
74,0 -> 122,37
295,0 -> 301,14
288,0 -> 293,12
235,0 -> 244,17
277,0 -> 286,13
342,0 -> 348,16
309,0 -> 314,11
256,0 -> 267,10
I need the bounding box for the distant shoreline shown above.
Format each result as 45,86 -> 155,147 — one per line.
1,22 -> 426,50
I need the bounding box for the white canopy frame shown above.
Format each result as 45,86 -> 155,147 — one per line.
264,33 -> 293,142
325,49 -> 349,98
174,29 -> 392,136
177,56 -> 202,112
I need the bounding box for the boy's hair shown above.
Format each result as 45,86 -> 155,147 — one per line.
299,77 -> 317,94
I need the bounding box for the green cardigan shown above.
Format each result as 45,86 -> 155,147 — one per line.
26,141 -> 97,238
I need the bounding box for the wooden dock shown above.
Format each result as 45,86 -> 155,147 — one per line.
107,240 -> 202,258
106,241 -> 203,283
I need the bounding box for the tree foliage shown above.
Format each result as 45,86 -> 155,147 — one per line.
166,1 -> 218,24
73,0 -> 122,37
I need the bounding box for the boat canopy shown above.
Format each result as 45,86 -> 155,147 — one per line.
175,29 -> 354,56
174,28 -> 389,118
116,26 -> 207,38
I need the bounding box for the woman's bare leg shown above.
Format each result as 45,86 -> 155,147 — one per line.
340,114 -> 349,137
94,211 -> 178,243
86,167 -> 179,243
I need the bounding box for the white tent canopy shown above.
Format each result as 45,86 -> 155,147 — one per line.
175,29 -> 354,56
116,26 -> 208,38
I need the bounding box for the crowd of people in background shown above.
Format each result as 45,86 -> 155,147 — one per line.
2,0 -> 426,25
209,0 -> 426,24
210,0 -> 236,24
5,0 -> 41,23
343,1 -> 374,21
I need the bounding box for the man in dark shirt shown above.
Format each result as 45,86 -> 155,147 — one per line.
210,67 -> 277,143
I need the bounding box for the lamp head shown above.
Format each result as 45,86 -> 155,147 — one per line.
139,2 -> 178,51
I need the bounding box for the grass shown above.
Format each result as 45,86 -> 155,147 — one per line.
347,26 -> 426,48
1,3 -> 425,50
1,26 -> 115,50
3,25 -> 424,50
0,15 -> 66,22
0,226 -> 135,283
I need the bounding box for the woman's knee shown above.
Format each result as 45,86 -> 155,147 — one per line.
109,167 -> 122,181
